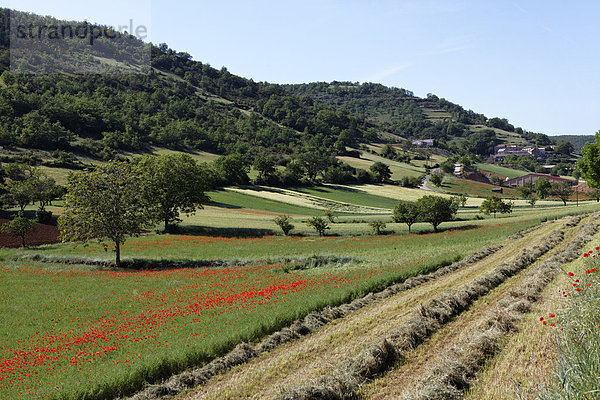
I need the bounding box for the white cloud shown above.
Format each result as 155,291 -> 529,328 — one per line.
362,63 -> 411,83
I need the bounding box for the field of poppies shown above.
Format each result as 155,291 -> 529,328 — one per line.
0,215 -> 550,399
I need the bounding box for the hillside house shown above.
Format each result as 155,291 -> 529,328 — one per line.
412,139 -> 434,147
493,145 -> 546,161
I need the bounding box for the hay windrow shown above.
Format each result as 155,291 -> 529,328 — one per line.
126,245 -> 503,400
403,215 -> 600,400
279,222 -> 571,400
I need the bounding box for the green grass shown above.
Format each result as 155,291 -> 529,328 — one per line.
1,205 -> 599,399
14,212 -> 582,264
542,239 -> 600,399
475,163 -> 529,179
338,153 -> 425,179
207,190 -> 329,216
290,185 -> 399,209
432,176 -> 520,198
0,216 -> 544,399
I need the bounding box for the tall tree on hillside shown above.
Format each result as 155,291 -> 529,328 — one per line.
370,162 -> 392,183
59,161 -> 158,267
298,148 -> 331,183
137,154 -> 212,233
578,132 -> 600,189
213,153 -> 251,186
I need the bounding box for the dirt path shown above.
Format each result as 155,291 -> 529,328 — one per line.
176,220 -> 568,400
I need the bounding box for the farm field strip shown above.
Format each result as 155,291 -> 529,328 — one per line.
225,187 -> 391,214
277,223 -> 569,400
129,245 -> 503,400
392,216 -> 600,400
464,227 -> 600,399
175,220 -> 565,400
16,219 -> 533,263
0,218 -> 538,399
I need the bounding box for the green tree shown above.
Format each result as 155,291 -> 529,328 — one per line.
369,162 -> 391,183
430,173 -> 443,187
517,186 -> 532,200
479,196 -> 513,218
306,216 -> 330,236
459,194 -> 468,208
551,182 -> 574,206
137,154 -> 211,232
534,178 -> 552,199
323,209 -> 336,223
466,129 -> 498,155
31,173 -> 61,212
528,194 -> 538,208
59,161 -> 158,267
0,211 -> 36,248
6,179 -> 35,211
555,140 -> 574,156
578,132 -> 600,189
416,195 -> 458,232
254,154 -> 276,183
213,153 -> 251,185
392,202 -> 421,233
298,148 -> 331,183
273,215 -> 295,236
369,221 -> 387,235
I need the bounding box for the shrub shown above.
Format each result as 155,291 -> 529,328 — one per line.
306,216 -> 330,236
369,221 -> 387,235
35,210 -> 53,224
273,215 -> 295,236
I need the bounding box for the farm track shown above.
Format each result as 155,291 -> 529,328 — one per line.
170,218 -> 573,400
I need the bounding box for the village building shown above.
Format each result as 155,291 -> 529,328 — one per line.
503,173 -> 578,188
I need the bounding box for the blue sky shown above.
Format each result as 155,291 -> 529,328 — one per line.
3,0 -> 599,136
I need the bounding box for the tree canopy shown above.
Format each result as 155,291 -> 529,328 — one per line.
58,161 -> 157,267
479,196 -> 513,218
136,154 -> 212,232
578,132 -> 600,189
415,195 -> 458,232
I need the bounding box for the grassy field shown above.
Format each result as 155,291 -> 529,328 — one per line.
475,163 -> 529,179
207,190 -> 328,216
290,185 -> 399,210
0,213 -> 555,399
337,153 -> 425,179
1,165 -> 599,400
222,187 -> 390,214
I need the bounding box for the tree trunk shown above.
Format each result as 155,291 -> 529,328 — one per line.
115,242 -> 121,268
20,234 -> 26,248
408,224 -> 412,233
164,216 -> 170,233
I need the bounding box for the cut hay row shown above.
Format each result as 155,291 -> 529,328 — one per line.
278,221 -> 572,400
126,245 -> 504,400
507,219 -> 551,240
403,214 -> 600,400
